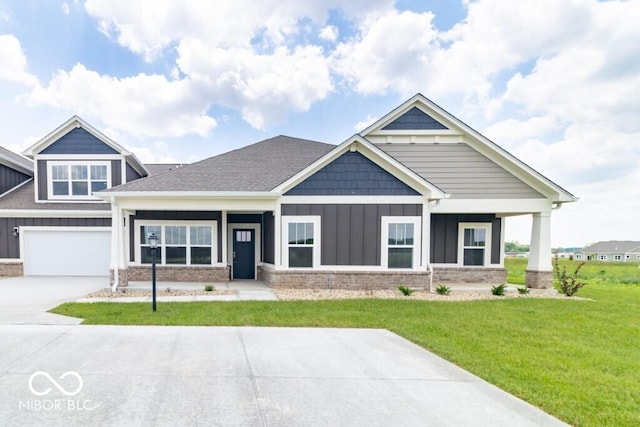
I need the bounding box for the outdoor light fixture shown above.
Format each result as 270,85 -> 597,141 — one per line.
148,232 -> 159,312
12,227 -> 19,237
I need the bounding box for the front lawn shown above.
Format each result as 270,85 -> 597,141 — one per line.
52,259 -> 640,426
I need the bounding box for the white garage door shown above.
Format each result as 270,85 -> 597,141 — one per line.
23,228 -> 111,276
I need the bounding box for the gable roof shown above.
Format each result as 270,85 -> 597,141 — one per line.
103,135 -> 335,193
0,146 -> 33,176
582,241 -> 640,253
22,115 -> 148,177
275,134 -> 446,199
361,94 -> 577,203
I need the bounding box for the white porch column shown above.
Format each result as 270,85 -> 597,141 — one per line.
526,211 -> 553,288
110,199 -> 124,290
274,202 -> 281,266
221,210 -> 228,266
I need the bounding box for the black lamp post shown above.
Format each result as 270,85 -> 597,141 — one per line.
148,232 -> 159,312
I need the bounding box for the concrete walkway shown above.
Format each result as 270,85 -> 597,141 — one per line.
0,325 -> 568,426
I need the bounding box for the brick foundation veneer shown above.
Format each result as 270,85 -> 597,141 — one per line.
0,262 -> 23,277
258,266 -> 431,290
116,266 -> 230,286
431,266 -> 507,285
525,270 -> 553,289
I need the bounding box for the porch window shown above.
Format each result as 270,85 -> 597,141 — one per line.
381,217 -> 421,269
458,223 -> 492,266
613,255 -> 622,261
282,216 -> 320,268
138,222 -> 215,266
598,254 -> 607,261
49,162 -> 110,199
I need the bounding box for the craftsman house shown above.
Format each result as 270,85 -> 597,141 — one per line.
0,94 -> 577,290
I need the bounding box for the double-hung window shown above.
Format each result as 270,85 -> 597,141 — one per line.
282,216 -> 320,268
49,162 -> 109,199
458,223 -> 492,266
138,222 -> 215,266
381,217 -> 421,269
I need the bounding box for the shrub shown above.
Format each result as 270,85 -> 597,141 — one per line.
397,286 -> 415,296
204,285 -> 214,292
436,285 -> 451,295
517,286 -> 530,295
554,255 -> 587,296
491,283 -> 507,296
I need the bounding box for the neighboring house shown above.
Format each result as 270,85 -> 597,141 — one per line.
575,241 -> 640,262
0,94 -> 577,290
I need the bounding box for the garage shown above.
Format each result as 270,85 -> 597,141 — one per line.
22,228 -> 111,276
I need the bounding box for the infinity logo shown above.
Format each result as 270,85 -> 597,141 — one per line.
28,371 -> 83,397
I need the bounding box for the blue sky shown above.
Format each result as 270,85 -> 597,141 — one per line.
1,0 -> 639,247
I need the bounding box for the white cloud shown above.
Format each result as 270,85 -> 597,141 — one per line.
354,114 -> 377,131
319,25 -> 338,42
26,63 -> 217,138
61,3 -> 70,15
0,34 -> 38,87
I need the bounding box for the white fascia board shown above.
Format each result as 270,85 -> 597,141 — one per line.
22,115 -> 138,161
281,195 -> 426,204
273,134 -> 447,199
0,209 -> 111,218
100,191 -> 280,199
0,155 -> 33,175
431,198 -> 553,214
112,195 -> 278,212
361,94 -> 577,204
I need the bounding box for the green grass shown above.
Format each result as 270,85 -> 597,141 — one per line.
51,259 -> 640,427
506,257 -> 640,285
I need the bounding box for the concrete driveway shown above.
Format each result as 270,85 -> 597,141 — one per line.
0,276 -> 108,325
0,325 -> 567,426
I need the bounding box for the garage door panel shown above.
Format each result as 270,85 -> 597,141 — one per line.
23,229 -> 111,276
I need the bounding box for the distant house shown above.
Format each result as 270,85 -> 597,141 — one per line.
575,241 -> 640,262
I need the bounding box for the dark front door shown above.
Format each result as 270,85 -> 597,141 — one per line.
233,229 -> 255,279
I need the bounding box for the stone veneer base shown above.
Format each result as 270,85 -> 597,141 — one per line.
432,266 -> 507,285
258,267 -> 431,290
0,261 -> 23,277
113,266 -> 230,287
525,270 -> 553,289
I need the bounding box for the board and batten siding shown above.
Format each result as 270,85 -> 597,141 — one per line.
430,214 -> 501,264
376,143 -> 544,199
0,217 -> 112,259
126,163 -> 142,182
0,164 -> 31,195
282,204 -> 422,266
129,211 -> 223,263
262,212 -> 275,265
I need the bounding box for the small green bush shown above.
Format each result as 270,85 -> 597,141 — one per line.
517,286 -> 530,295
491,283 -> 507,296
554,255 -> 587,296
204,285 -> 214,292
397,286 -> 415,296
436,285 -> 451,295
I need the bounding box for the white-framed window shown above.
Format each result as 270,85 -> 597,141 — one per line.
48,161 -> 110,199
282,216 -> 321,268
381,216 -> 421,269
598,254 -> 607,261
137,221 -> 216,266
613,254 -> 622,261
458,223 -> 492,266
575,253 -> 583,260
637,254 -> 640,260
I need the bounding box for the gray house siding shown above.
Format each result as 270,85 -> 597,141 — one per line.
377,143 -> 544,199
40,128 -> 119,155
0,217 -> 111,259
0,164 -> 31,195
112,160 -> 122,186
129,211 -> 223,263
286,151 -> 419,196
382,107 -> 448,130
126,163 -> 142,182
282,204 -> 422,266
430,214 -> 501,264
262,212 -> 275,264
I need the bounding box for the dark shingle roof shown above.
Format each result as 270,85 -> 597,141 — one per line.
0,180 -> 110,211
106,136 -> 335,193
582,241 -> 640,253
